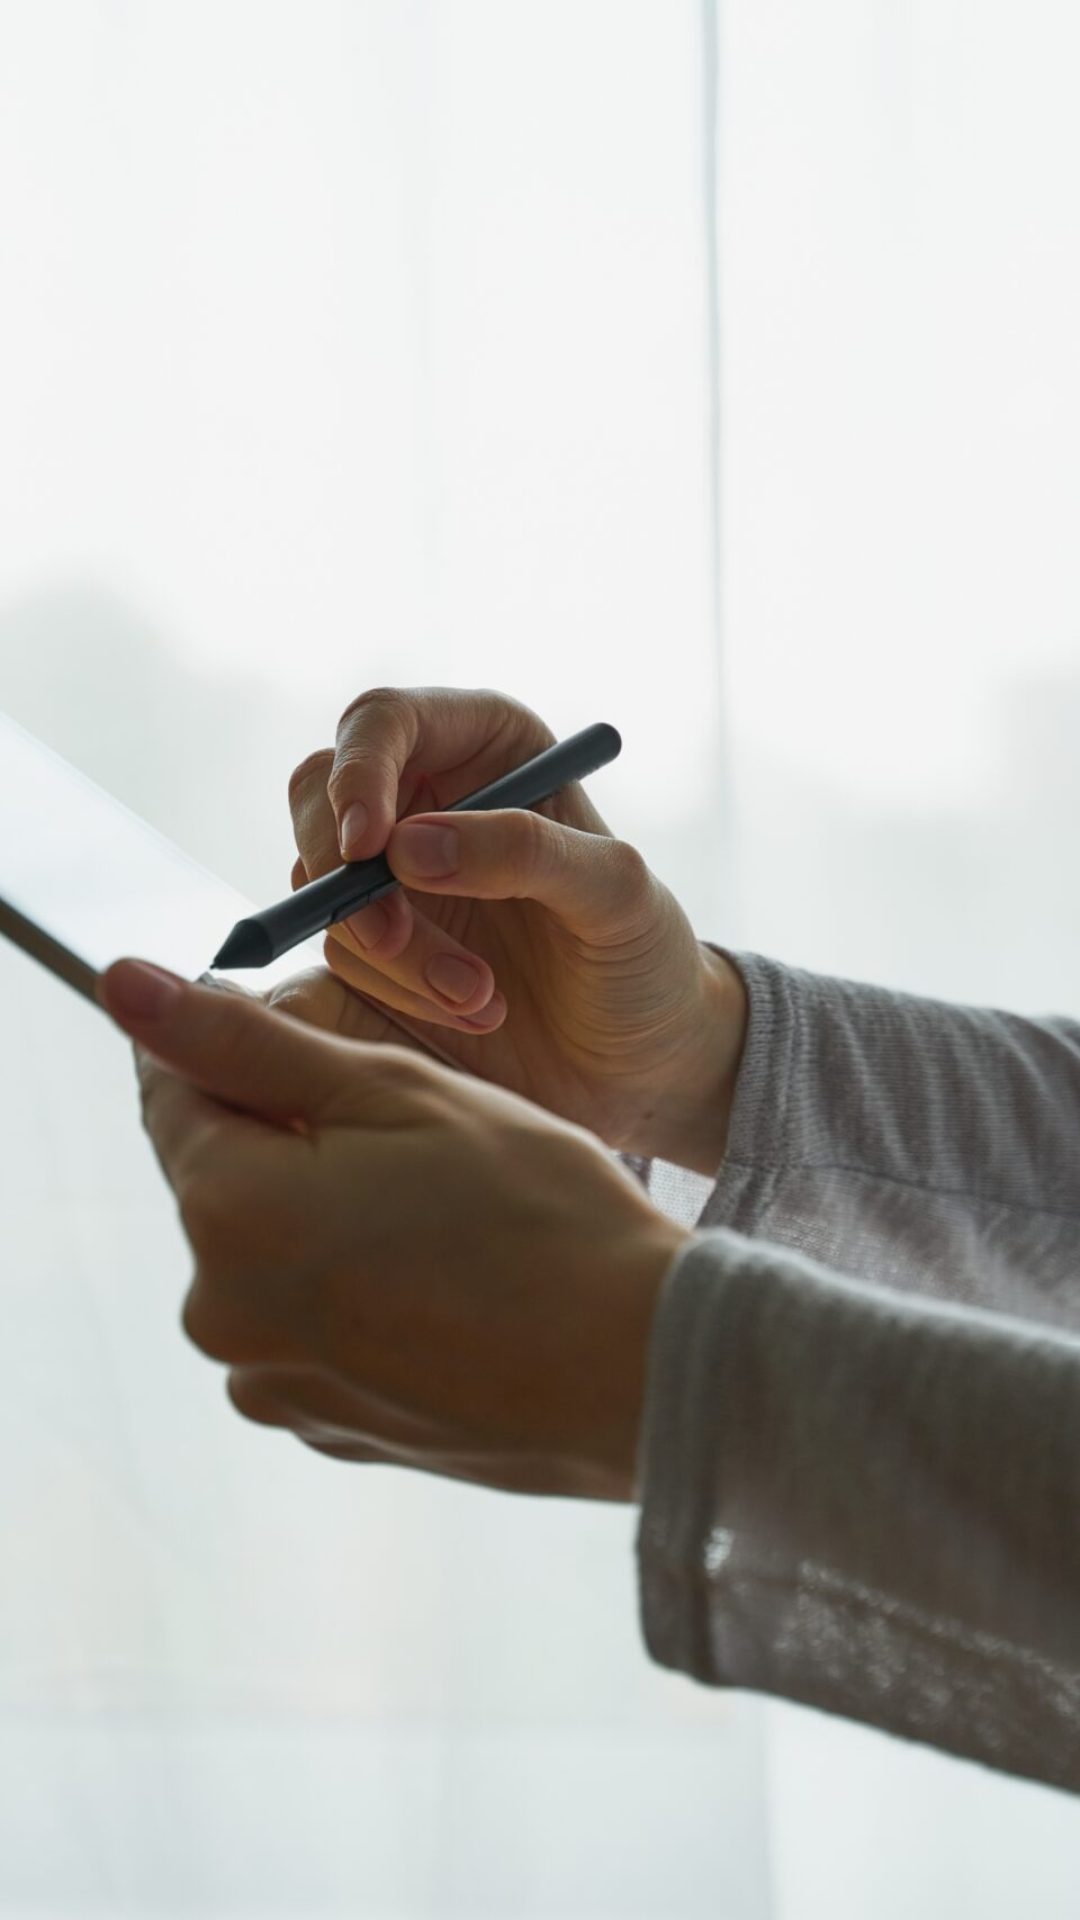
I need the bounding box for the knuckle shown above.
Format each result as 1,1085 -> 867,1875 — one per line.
477,688 -> 555,749
363,1041 -> 448,1114
266,967 -> 340,1033
226,1368 -> 284,1427
180,1281 -> 231,1360
330,690 -> 417,810
333,687 -> 413,765
506,806 -> 555,883
324,753 -> 376,814
379,1041 -> 440,1092
338,684 -> 410,731
609,835 -> 650,894
288,748 -> 333,810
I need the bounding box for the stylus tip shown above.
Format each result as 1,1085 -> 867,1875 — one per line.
211,919 -> 273,970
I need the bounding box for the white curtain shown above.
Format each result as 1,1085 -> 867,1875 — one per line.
0,3 -> 765,1915
2,2 -> 1079,1914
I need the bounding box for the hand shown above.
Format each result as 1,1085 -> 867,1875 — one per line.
97,958 -> 693,1500
288,686 -> 749,1176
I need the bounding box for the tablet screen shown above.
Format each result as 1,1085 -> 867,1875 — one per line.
0,711 -> 314,998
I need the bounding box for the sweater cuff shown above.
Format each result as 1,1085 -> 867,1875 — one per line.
699,944 -> 802,1172
633,1226 -> 744,1679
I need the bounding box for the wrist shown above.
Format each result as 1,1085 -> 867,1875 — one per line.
636,945 -> 749,1180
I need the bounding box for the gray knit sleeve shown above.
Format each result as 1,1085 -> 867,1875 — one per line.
635,948 -> 1080,1791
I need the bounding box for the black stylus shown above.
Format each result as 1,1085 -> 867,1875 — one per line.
211,721 -> 622,971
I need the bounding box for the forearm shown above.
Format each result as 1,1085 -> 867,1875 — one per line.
637,1227 -> 1080,1791
636,948 -> 1080,1785
694,946 -> 1080,1328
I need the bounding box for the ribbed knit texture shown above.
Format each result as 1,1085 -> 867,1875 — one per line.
634,946 -> 1080,1791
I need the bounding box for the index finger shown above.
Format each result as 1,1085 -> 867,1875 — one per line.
132,977 -> 291,1190
324,685 -> 556,861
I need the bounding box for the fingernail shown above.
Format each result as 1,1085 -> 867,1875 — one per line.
347,902 -> 388,950
425,954 -> 482,1004
106,959 -> 185,1022
340,800 -> 369,860
458,991 -> 507,1030
394,823 -> 458,878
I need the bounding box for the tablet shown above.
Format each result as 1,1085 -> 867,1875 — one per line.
0,710 -> 315,1001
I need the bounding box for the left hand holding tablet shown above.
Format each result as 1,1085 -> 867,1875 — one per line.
96,958 -> 691,1501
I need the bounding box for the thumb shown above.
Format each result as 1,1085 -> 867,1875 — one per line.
386,808 -> 653,942
96,958 -> 412,1129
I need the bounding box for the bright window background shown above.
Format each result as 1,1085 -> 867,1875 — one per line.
721,2 -> 1080,1915
1,1 -> 1079,1915
0,3 -> 761,1917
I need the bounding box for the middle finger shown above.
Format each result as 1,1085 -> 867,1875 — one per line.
288,752 -> 505,1030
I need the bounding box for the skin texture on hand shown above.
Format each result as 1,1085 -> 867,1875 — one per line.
97,959 -> 693,1501
287,685 -> 749,1177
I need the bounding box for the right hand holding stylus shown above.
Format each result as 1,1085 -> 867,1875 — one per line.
287,685 -> 748,1175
